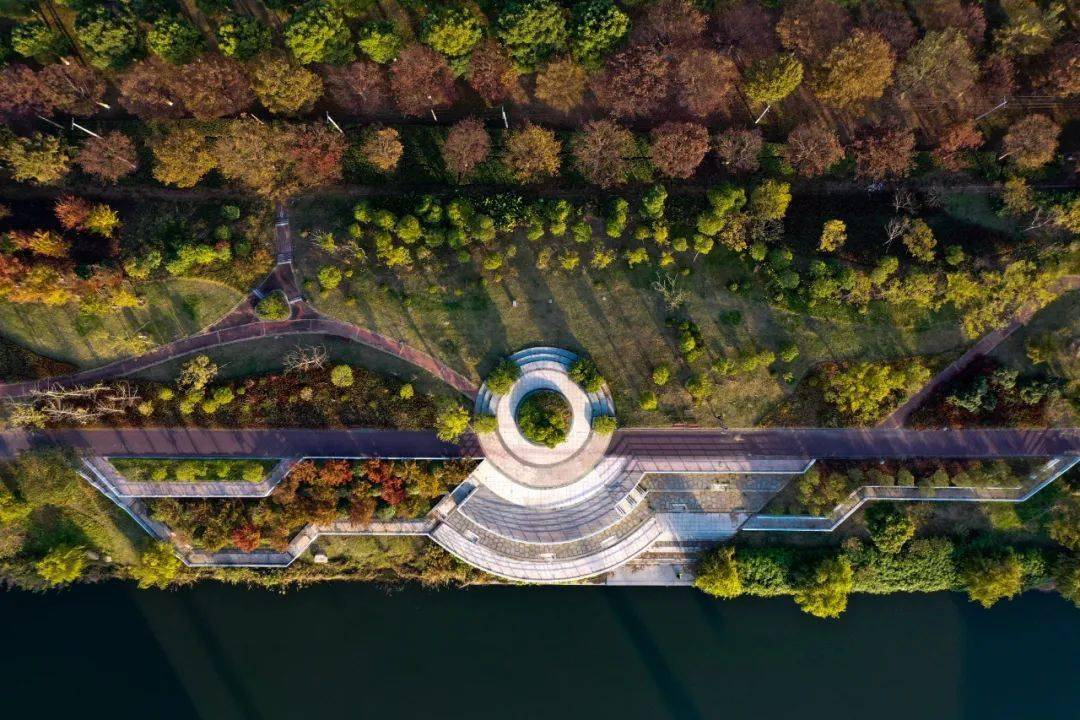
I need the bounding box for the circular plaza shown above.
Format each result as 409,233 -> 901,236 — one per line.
474,347 -> 616,505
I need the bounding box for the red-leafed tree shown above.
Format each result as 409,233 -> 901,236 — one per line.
0,64 -> 49,121
286,123 -> 346,192
714,1 -> 779,62
776,0 -> 849,61
76,131 -> 139,183
650,122 -> 709,179
467,39 -> 518,106
932,120 -> 983,171
714,127 -> 764,174
785,122 -> 844,177
390,45 -> 457,117
571,119 -> 637,188
317,459 -> 354,487
38,62 -> 106,115
673,48 -> 738,118
117,59 -> 185,119
172,53 -> 254,119
912,0 -> 986,47
321,61 -> 389,114
591,45 -> 670,120
631,0 -> 706,47
858,1 -> 916,56
852,125 -> 915,181
54,195 -> 92,230
229,523 -> 262,552
442,117 -> 491,180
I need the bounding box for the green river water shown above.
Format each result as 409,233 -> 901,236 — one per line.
1,583 -> 1076,719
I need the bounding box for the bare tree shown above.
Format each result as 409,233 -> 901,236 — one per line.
284,345 -> 328,374
652,272 -> 689,311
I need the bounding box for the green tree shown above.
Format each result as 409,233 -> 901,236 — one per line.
822,360 -> 931,424
284,2 -> 353,65
75,5 -> 141,70
129,542 -> 182,589
249,53 -> 324,115
901,219 -> 937,262
794,556 -> 853,619
435,402 -> 471,442
1,133 -> 71,185
216,15 -> 272,60
994,0 -> 1063,56
749,179 -> 792,221
11,20 -> 69,60
1054,553 -> 1080,608
865,504 -> 915,554
794,466 -> 849,515
147,15 -> 204,65
963,550 -> 1023,608
496,0 -> 568,69
420,6 -> 483,59
743,53 -> 803,108
569,0 -> 628,66
36,545 -> 86,586
695,546 -> 742,598
818,219 -> 846,252
356,21 -> 402,64
330,365 -> 354,387
1049,495 -> 1080,551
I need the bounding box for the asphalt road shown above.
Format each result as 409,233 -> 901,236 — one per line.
0,427 -> 1076,460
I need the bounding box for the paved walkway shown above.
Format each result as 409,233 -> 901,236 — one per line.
0,428 -> 479,459
879,274 -> 1080,428
2,427 -> 1076,460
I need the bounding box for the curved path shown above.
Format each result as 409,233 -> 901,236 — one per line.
0,204 -> 478,400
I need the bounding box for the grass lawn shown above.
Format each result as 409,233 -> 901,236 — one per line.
292,202 -> 967,427
989,290 -> 1080,426
0,278 -> 242,368
131,334 -> 461,399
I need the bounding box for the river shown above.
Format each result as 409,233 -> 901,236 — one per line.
1,583 -> 1076,719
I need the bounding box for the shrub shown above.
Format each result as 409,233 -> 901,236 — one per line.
486,358 -> 521,395
569,357 -> 604,392
517,390 -> 571,447
318,266 -> 343,290
591,415 -> 617,434
36,545 -> 86,586
639,392 -> 658,411
695,546 -> 742,598
651,365 -> 670,386
330,365 -> 354,388
472,414 -> 498,433
129,542 -> 182,589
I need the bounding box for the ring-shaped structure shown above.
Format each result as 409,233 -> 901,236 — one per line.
474,347 -> 616,505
